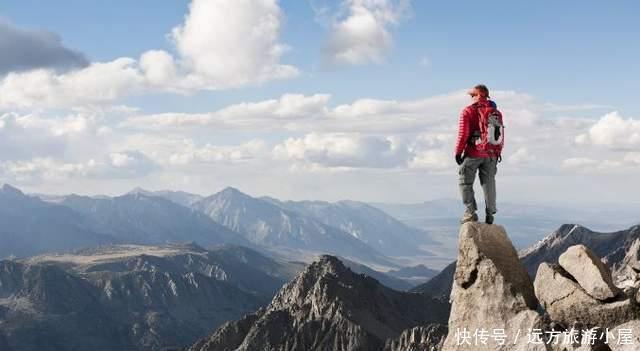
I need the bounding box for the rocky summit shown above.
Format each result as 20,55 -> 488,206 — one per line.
439,224 -> 640,351
441,222 -> 545,351
186,255 -> 450,351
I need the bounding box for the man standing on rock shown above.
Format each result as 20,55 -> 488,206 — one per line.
454,84 -> 504,224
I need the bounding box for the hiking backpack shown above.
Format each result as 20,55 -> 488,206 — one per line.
470,103 -> 504,156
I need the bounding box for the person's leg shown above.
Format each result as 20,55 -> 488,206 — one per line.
458,157 -> 481,222
478,157 -> 498,221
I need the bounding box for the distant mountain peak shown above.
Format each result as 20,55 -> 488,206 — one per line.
217,186 -> 247,197
274,255 -> 351,298
127,186 -> 154,195
0,183 -> 24,196
311,254 -> 350,276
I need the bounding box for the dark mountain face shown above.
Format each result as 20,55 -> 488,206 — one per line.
193,187 -> 397,268
0,184 -> 118,258
60,192 -> 249,248
187,255 -> 449,351
0,244 -> 300,351
412,223 -> 640,300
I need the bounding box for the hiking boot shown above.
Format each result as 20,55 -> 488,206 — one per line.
485,213 -> 495,225
460,212 -> 478,224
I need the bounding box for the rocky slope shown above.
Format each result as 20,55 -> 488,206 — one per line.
186,255 -> 450,351
192,187 -> 397,269
128,187 -> 205,208
262,197 -> 434,256
0,244 -> 301,351
520,224 -> 640,276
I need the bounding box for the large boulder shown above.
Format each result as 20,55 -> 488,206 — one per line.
535,263 -> 639,328
558,245 -> 620,300
442,222 -> 547,351
609,320 -> 640,351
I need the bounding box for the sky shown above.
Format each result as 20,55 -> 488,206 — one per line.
0,0 -> 639,205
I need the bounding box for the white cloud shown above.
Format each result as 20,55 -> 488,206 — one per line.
118,89 -> 609,176
166,0 -> 299,89
575,111 -> 640,150
508,147 -> 536,165
0,113 -> 65,160
0,0 -> 298,109
562,157 -> 598,169
0,58 -> 144,109
0,112 -> 113,161
273,132 -> 410,168
117,134 -> 268,168
167,139 -> 267,165
121,94 -> 330,130
323,0 -> 410,66
4,84 -> 634,201
408,149 -> 449,170
623,152 -> 640,164
1,151 -> 157,183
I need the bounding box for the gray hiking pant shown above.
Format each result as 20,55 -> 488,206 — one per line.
458,156 -> 498,215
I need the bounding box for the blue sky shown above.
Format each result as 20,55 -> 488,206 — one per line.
0,0 -> 639,204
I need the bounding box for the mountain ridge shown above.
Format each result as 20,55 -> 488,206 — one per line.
187,254 -> 449,351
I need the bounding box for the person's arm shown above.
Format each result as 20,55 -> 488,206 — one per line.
497,111 -> 504,159
454,108 -> 470,157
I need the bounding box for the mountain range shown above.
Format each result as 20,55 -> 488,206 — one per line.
0,184 -> 118,258
0,243 -> 301,351
29,184 -> 448,270
60,192 -> 249,247
260,197 -> 434,256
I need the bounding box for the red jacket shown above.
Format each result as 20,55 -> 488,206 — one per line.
454,99 -> 503,158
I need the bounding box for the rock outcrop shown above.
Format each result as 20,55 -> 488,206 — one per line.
441,222 -> 547,351
558,245 -> 621,300
610,320 -> 640,351
413,224 -> 640,304
187,255 -> 450,351
535,245 -> 640,329
383,324 -> 447,351
535,263 -> 636,329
